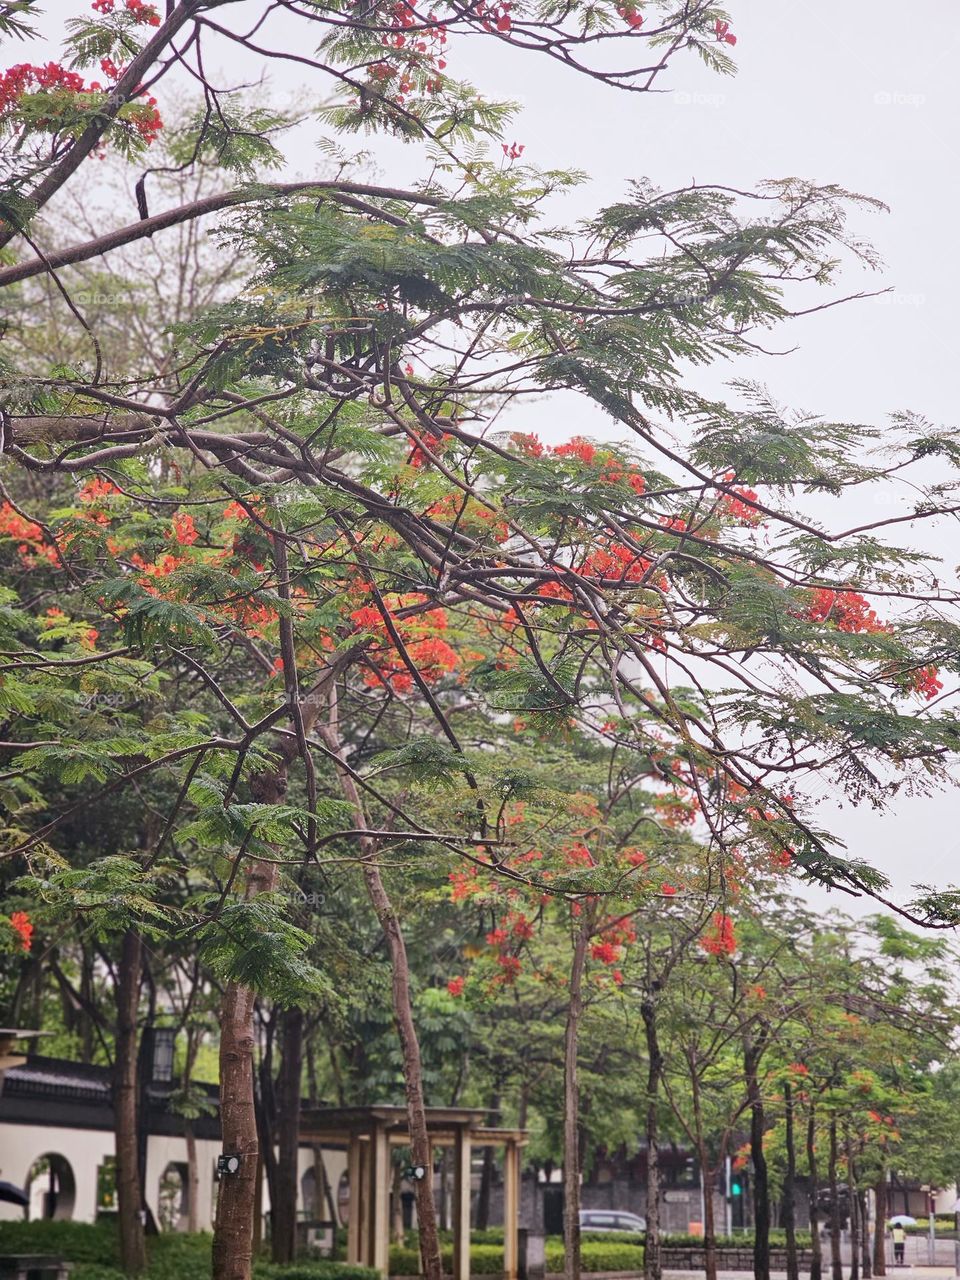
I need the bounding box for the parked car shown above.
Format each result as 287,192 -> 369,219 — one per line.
579,1210 -> 647,1236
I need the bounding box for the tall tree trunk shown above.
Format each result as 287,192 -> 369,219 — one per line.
80,943 -> 95,1064
210,602 -> 350,1280
640,995 -> 664,1280
562,913 -> 591,1280
701,1159 -> 718,1280
185,1124 -> 199,1234
320,714 -> 443,1280
256,1022 -> 280,1248
214,975 -> 261,1280
392,1160 -> 405,1246
273,1006 -> 305,1263
476,1093 -> 500,1234
808,1106 -> 822,1280
847,1139 -> 859,1280
872,1178 -> 887,1277
116,928 -> 147,1275
439,1149 -> 449,1232
828,1121 -> 842,1280
212,767 -> 286,1280
858,1190 -> 871,1280
745,1038 -> 770,1280
783,1081 -> 799,1280
476,1146 -> 494,1233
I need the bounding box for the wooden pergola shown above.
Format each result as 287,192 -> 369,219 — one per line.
299,1106 -> 526,1280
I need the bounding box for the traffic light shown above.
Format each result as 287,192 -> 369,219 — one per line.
730,1180 -> 743,1197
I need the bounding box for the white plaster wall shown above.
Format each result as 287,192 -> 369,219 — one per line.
144,1133 -> 222,1230
0,1123 -> 114,1224
0,1122 -> 348,1233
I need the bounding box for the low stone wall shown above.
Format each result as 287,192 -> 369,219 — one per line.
660,1247 -> 814,1271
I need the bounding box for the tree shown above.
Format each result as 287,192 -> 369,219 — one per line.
8,6 -> 960,1280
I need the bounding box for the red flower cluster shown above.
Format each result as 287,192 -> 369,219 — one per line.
447,975 -> 465,996
167,512 -> 199,546
509,432 -> 544,457
370,1 -> 448,100
473,0 -> 512,33
0,501 -> 58,567
9,911 -> 33,952
553,437 -> 596,464
0,62 -> 85,112
699,911 -> 737,956
615,4 -> 643,27
350,596 -> 460,694
804,587 -> 886,634
591,940 -> 620,964
92,0 -> 161,23
502,141 -> 524,160
908,665 -> 943,701
0,52 -> 163,143
715,18 -> 736,45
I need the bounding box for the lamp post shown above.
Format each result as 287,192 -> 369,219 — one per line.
929,1190 -> 937,1267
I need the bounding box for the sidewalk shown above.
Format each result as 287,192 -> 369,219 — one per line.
661,1272 -> 958,1280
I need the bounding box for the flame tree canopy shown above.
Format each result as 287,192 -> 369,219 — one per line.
4,3 -> 960,1277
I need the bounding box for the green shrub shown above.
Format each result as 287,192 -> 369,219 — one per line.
0,1220 -> 120,1264
255,1263 -> 379,1280
71,1268 -> 126,1280
580,1232 -> 644,1245
389,1244 -> 505,1275
545,1242 -> 645,1273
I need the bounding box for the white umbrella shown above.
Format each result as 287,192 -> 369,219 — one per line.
888,1215 -> 917,1226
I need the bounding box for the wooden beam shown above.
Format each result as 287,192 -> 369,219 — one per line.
347,1136 -> 363,1265
453,1126 -> 472,1280
370,1123 -> 390,1277
503,1139 -> 520,1280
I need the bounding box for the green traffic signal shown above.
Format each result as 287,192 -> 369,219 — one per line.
731,1181 -> 742,1196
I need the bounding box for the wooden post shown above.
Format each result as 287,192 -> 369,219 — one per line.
370,1123 -> 390,1277
504,1140 -> 520,1280
358,1138 -> 372,1266
347,1136 -> 363,1265
453,1127 -> 472,1280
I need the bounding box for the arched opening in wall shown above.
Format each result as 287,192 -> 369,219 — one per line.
27,1155 -> 76,1221
301,1167 -> 317,1218
158,1162 -> 189,1232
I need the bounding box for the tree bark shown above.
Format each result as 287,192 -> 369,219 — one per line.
562,913 -> 591,1280
476,1146 -> 494,1233
256,1015 -> 279,1249
212,768 -> 286,1280
320,715 -> 443,1280
783,1081 -> 799,1280
273,1006 -> 305,1263
392,1160 -> 406,1246
640,995 -> 664,1280
701,1159 -> 719,1280
808,1106 -> 822,1280
115,928 -> 147,1275
185,1124 -> 200,1234
847,1140 -> 859,1280
745,1038 -> 770,1280
858,1189 -> 871,1279
828,1121 -> 843,1280
873,1178 -> 887,1277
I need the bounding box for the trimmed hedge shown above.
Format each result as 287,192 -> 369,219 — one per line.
256,1265 -> 378,1280
389,1245 -> 504,1274
0,1223 -> 377,1280
546,1244 -> 645,1273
